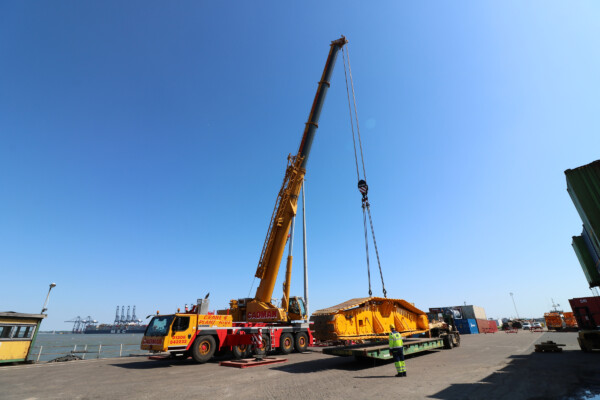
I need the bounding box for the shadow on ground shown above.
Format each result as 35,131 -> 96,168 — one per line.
109,355 -> 229,370
271,349 -> 439,374
429,351 -> 600,400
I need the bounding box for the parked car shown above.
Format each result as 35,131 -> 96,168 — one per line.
522,322 -> 531,330
532,322 -> 542,329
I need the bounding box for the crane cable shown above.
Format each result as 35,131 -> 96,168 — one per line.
341,45 -> 387,299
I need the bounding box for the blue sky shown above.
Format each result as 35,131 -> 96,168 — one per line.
2,2 -> 599,330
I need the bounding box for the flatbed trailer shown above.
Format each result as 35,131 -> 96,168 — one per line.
322,337 -> 447,361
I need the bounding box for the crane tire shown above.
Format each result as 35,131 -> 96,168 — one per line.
191,335 -> 216,363
295,332 -> 309,353
232,344 -> 251,359
254,333 -> 271,356
279,332 -> 294,355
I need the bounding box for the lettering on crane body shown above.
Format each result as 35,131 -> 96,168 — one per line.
197,314 -> 232,326
141,337 -> 164,346
247,310 -> 277,320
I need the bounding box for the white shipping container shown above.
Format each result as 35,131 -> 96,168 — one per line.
473,305 -> 487,320
458,305 -> 487,321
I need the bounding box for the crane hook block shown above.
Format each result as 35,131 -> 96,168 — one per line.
358,179 -> 368,196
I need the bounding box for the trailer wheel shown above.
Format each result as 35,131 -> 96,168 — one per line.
254,333 -> 271,356
191,335 -> 216,363
279,333 -> 294,355
232,344 -> 251,359
295,332 -> 309,353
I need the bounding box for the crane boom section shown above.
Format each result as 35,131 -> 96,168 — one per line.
253,37 -> 347,305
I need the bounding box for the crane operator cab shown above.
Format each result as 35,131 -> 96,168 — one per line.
288,296 -> 308,321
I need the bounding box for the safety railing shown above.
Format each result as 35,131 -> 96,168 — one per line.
28,343 -> 150,363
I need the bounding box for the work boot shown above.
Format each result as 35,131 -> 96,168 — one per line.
396,373 -> 403,377
402,372 -> 407,377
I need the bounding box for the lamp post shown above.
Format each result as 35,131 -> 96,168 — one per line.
510,292 -> 520,320
41,283 -> 57,314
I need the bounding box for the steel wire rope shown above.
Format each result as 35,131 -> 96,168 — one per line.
345,44 -> 367,181
342,47 -> 371,296
342,46 -> 372,296
342,47 -> 361,182
342,44 -> 387,298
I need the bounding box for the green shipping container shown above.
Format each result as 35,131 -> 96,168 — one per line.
572,235 -> 600,288
565,160 -> 600,256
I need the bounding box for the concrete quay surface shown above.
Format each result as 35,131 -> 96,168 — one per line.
1,332 -> 599,400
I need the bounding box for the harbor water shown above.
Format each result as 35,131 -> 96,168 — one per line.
30,333 -> 148,362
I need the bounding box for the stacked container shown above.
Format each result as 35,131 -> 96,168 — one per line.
460,305 -> 487,320
572,235 -> 600,287
582,225 -> 600,266
455,318 -> 479,334
569,297 -> 600,330
429,306 -> 495,334
476,319 -> 498,334
565,161 -> 600,287
428,307 -> 463,319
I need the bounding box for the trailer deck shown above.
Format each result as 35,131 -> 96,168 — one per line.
322,337 -> 445,360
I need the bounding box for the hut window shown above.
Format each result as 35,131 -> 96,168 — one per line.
0,326 -> 12,338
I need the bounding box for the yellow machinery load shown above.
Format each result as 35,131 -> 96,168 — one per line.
310,297 -> 430,342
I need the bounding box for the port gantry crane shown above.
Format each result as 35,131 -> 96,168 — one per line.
224,36 -> 348,324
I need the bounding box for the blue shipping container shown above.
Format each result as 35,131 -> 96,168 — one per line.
455,318 -> 479,334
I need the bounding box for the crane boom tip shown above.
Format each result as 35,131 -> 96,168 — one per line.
331,36 -> 348,47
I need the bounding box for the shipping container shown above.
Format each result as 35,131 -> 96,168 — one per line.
569,297 -> 600,330
455,318 -> 479,334
476,319 -> 498,334
572,235 -> 600,288
582,225 -> 600,269
565,161 -> 600,258
459,305 -> 487,321
428,307 -> 463,319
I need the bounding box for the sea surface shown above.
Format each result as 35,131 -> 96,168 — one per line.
30,333 -> 147,362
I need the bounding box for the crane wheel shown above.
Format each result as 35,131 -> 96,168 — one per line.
254,333 -> 271,356
191,335 -> 216,363
295,332 -> 309,353
232,344 -> 251,359
279,333 -> 294,355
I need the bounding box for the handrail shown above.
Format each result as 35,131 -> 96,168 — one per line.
28,343 -> 150,363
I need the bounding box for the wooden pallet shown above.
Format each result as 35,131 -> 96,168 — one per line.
219,357 -> 287,369
534,341 -> 565,353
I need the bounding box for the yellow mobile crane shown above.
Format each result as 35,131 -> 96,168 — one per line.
219,36 -> 348,324
142,38 -> 348,362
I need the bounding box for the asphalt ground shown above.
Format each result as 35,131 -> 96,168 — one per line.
1,331 -> 599,400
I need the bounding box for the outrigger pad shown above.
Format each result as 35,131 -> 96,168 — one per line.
219,357 -> 287,369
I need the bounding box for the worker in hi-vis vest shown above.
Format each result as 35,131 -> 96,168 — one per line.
389,326 -> 406,377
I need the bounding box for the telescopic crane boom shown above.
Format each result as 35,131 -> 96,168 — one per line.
225,36 -> 347,323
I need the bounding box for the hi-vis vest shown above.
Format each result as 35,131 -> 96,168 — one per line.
389,331 -> 403,349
